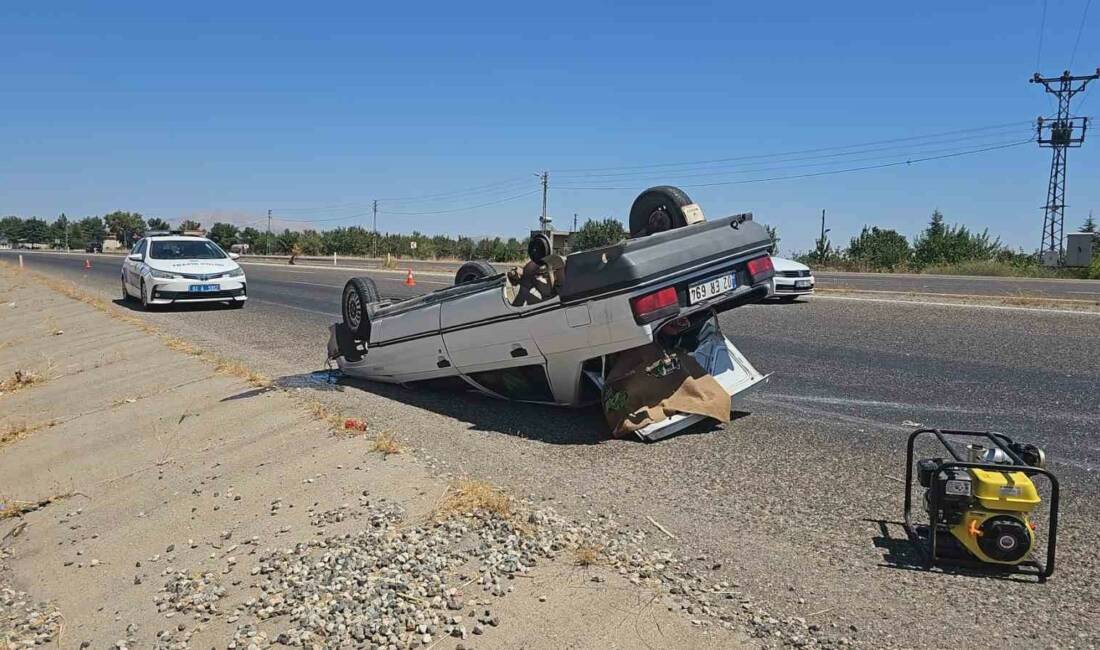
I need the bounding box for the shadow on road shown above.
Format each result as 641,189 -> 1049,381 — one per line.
112,298 -> 242,313
263,369 -> 743,446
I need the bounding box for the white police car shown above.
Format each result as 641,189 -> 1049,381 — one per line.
121,233 -> 247,309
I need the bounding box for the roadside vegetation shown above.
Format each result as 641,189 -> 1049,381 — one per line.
4,209 -> 1097,278
793,211 -> 1100,279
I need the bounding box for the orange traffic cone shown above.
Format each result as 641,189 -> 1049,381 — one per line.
83,259 -> 92,270
404,269 -> 416,287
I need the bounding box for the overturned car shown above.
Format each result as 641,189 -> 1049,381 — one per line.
327,186 -> 775,441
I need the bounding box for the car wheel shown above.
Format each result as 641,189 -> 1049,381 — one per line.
228,300 -> 245,309
778,295 -> 799,303
342,277 -> 380,339
454,260 -> 496,285
121,278 -> 132,302
140,280 -> 155,311
628,186 -> 695,238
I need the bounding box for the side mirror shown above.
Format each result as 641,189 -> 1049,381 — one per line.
229,252 -> 240,260
128,253 -> 142,261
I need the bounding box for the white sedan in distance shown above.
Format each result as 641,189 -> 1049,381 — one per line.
121,233 -> 247,310
769,256 -> 815,301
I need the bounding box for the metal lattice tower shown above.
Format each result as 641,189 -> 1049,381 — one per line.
1030,68 -> 1099,264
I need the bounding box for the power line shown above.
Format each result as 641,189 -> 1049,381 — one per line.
551,128 -> 1034,182
1069,0 -> 1093,69
557,139 -> 1035,191
381,189 -> 541,215
549,121 -> 1033,174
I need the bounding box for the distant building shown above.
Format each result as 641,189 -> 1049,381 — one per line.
103,237 -> 123,251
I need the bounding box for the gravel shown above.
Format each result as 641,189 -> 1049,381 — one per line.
144,491 -> 848,649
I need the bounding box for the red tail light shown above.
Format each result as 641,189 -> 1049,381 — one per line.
746,255 -> 775,282
631,286 -> 679,323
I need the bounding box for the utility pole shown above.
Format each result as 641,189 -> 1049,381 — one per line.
1030,68 -> 1100,265
538,171 -> 550,231
372,200 -> 378,258
266,209 -> 272,255
818,209 -> 831,263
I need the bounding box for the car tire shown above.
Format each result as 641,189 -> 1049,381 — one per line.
454,260 -> 496,285
228,300 -> 245,309
342,276 -> 380,340
140,280 -> 151,310
628,186 -> 695,238
121,279 -> 132,302
778,295 -> 799,303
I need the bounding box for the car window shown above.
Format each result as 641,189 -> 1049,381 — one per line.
149,240 -> 227,260
133,239 -> 147,257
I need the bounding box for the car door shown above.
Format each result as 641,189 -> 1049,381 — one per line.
441,286 -> 555,401
125,239 -> 146,291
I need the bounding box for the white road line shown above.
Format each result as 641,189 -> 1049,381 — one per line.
815,294 -> 1100,316
239,260 -> 454,279
1067,290 -> 1100,296
247,299 -> 340,318
281,280 -> 345,289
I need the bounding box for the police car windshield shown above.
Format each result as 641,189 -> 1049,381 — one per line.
149,240 -> 227,260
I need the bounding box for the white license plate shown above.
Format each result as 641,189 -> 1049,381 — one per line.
189,284 -> 219,292
795,280 -> 812,288
688,273 -> 736,305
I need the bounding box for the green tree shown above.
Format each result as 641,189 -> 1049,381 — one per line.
1081,213 -> 1099,246
912,209 -> 1001,268
847,226 -> 910,270
297,229 -> 324,255
274,229 -> 299,254
764,225 -> 780,255
146,217 -> 170,231
0,216 -> 24,242
178,219 -> 202,231
66,223 -> 87,249
571,218 -> 627,252
104,211 -> 146,247
50,214 -> 69,248
22,218 -> 51,245
78,217 -> 106,245
207,222 -> 240,249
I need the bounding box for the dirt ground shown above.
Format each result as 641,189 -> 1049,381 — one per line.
0,267 -> 736,649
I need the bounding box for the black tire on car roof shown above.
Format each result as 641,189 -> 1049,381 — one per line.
342,276 -> 380,340
454,260 -> 496,285
628,185 -> 695,238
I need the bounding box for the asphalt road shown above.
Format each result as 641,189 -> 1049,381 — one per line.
4,247 -> 1100,647
35,249 -> 1100,299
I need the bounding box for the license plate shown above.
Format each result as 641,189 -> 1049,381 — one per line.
795,280 -> 812,289
688,273 -> 736,305
189,284 -> 219,292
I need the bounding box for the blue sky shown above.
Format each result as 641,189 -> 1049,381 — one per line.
1,0 -> 1097,254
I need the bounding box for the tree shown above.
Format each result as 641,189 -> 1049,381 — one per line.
207,222 -> 240,249
104,211 -> 146,247
78,217 -> 106,245
178,219 -> 202,231
50,214 -> 69,248
0,216 -> 23,242
146,217 -> 170,231
1081,213 -> 1099,245
275,229 -> 299,254
571,218 -> 627,252
22,218 -> 50,245
297,229 -> 324,255
847,226 -> 910,270
764,225 -> 780,255
912,209 -> 1001,268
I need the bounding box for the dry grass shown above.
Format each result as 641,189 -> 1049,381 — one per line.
573,542 -> 604,567
0,369 -> 46,394
0,491 -> 84,520
370,431 -> 402,456
435,479 -> 512,521
213,357 -> 271,388
304,399 -> 344,429
163,336 -> 202,356
0,419 -> 54,449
